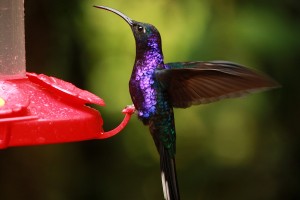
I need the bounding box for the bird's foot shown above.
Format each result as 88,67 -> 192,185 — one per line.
122,104 -> 136,115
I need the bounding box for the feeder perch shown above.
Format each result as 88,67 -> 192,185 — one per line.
0,0 -> 134,149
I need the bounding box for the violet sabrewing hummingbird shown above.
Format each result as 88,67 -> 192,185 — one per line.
94,5 -> 279,200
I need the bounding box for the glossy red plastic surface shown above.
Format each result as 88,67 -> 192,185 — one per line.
0,73 -> 134,149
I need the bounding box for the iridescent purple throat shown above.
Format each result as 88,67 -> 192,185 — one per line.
129,38 -> 165,120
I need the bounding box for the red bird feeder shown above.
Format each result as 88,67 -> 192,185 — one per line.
0,0 -> 134,149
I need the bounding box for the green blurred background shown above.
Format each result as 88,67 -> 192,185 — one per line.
0,0 -> 298,199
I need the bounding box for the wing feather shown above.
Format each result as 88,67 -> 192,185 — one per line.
156,61 -> 279,108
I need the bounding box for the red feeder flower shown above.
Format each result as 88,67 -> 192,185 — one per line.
0,0 -> 134,149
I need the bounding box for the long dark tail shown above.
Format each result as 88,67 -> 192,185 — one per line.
148,103 -> 179,199
160,146 -> 180,200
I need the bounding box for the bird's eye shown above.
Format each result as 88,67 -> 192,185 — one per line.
137,25 -> 144,32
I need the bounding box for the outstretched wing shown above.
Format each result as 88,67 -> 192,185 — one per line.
155,61 -> 279,108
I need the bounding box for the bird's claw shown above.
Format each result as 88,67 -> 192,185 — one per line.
100,104 -> 135,138
122,104 -> 136,115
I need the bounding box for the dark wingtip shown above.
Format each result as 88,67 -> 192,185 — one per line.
270,79 -> 282,89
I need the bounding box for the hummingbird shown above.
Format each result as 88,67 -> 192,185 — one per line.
94,5 -> 279,200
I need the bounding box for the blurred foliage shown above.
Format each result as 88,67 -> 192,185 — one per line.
0,0 -> 299,199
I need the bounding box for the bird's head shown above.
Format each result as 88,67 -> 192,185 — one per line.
94,6 -> 162,51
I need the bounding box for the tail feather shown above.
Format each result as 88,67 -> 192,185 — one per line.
160,147 -> 180,200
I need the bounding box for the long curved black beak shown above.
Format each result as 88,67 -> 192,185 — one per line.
94,5 -> 133,26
